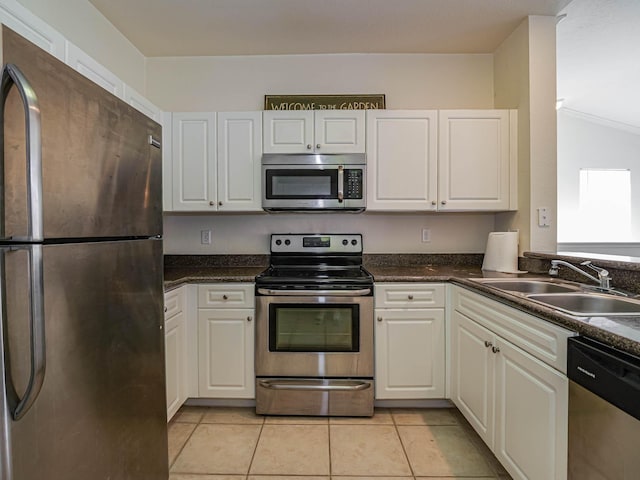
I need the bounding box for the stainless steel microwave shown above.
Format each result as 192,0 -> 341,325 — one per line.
261,154 -> 366,212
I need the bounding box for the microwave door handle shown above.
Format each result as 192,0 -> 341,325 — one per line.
337,166 -> 344,203
0,64 -> 44,242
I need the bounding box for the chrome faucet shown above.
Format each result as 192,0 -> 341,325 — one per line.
549,260 -> 611,289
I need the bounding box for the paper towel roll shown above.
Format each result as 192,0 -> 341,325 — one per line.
482,231 -> 525,273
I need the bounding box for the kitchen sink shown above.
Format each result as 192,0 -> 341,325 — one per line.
526,293 -> 640,316
472,278 -> 581,294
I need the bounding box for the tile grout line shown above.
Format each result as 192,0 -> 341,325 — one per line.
168,411 -> 204,472
391,409 -> 417,480
245,414 -> 266,479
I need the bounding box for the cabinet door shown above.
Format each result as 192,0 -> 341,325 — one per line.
0,0 -> 65,60
64,42 -> 124,98
375,308 -> 445,399
438,110 -> 513,211
263,111 -> 314,153
494,339 -> 568,480
198,309 -> 255,398
171,112 -> 217,211
165,310 -> 186,421
366,110 -> 438,211
123,84 -> 162,122
314,110 -> 365,154
450,310 -> 496,448
217,112 -> 263,211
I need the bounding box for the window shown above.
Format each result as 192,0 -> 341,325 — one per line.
579,168 -> 631,241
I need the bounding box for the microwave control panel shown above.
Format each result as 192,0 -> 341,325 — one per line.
344,169 -> 363,199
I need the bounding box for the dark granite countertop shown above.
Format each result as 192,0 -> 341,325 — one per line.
164,254 -> 640,357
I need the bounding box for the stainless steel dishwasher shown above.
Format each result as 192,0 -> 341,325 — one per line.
567,336 -> 640,480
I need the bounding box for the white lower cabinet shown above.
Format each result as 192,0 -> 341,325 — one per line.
374,283 -> 445,399
450,286 -> 570,480
164,286 -> 188,421
197,284 -> 255,398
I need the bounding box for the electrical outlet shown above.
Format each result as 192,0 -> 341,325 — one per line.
421,228 -> 431,243
201,229 -> 212,245
537,207 -> 550,227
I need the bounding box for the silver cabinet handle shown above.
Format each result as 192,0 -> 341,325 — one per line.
209,201 -> 215,206
441,200 -> 447,205
258,379 -> 371,391
0,64 -> 43,242
377,316 -> 383,322
431,201 -> 437,206
408,294 -> 414,300
222,294 -> 228,300
306,144 -> 312,149
247,316 -> 252,322
1,245 -> 46,421
218,201 -> 223,206
316,144 -> 321,149
164,306 -> 168,313
492,346 -> 501,354
148,135 -> 161,148
484,341 -> 493,348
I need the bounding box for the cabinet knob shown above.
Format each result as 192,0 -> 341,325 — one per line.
247,316 -> 252,322
306,144 -> 312,149
316,144 -> 321,149
222,294 -> 228,300
218,201 -> 223,206
492,346 -> 501,354
209,201 -> 215,206
431,201 -> 437,206
408,294 -> 414,300
377,316 -> 383,322
164,306 -> 168,313
441,200 -> 447,205
484,340 -> 492,348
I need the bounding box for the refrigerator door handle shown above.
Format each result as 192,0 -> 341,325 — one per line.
2,245 -> 46,421
0,64 -> 44,242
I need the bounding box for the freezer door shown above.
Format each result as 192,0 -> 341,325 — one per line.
1,239 -> 167,480
1,26 -> 162,240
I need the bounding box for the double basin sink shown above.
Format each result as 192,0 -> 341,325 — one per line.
470,278 -> 640,316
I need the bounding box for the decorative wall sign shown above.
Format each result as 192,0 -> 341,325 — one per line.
265,94 -> 385,110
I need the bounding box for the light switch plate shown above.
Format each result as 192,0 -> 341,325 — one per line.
537,207 -> 550,227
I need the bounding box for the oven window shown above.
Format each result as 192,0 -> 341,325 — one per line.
268,304 -> 359,352
266,169 -> 337,199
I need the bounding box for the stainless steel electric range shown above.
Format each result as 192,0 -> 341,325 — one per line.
254,234 -> 374,417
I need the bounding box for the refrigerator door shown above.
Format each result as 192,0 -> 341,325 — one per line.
1,239 -> 167,480
1,26 -> 162,241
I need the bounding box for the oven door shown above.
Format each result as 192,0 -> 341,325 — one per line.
255,293 -> 373,378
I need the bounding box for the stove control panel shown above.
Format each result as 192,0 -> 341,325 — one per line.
271,234 -> 362,254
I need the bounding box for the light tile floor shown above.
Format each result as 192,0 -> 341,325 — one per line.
168,406 -> 512,480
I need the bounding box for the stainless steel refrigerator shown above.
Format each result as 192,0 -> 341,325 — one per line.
0,26 -> 168,479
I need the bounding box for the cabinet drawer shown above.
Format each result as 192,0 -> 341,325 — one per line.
451,285 -> 575,373
198,283 -> 254,308
164,286 -> 185,319
375,283 -> 445,308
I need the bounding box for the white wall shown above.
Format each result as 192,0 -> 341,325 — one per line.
557,109 -> 640,242
146,53 -> 494,111
164,213 -> 496,254
494,16 -> 557,255
15,0 -> 146,92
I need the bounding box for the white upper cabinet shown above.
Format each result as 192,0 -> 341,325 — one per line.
438,110 -> 517,211
216,112 -> 263,211
123,84 -> 162,122
366,110 -> 438,211
367,109 -> 517,212
0,0 -> 65,60
64,41 -> 124,98
167,112 -> 263,212
263,110 -> 365,154
171,112 -> 217,211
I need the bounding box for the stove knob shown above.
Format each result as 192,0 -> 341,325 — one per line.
342,239 -> 348,246
284,239 -> 291,246
351,239 -> 358,246
275,239 -> 282,246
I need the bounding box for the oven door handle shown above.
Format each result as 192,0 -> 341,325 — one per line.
258,379 -> 371,391
257,288 -> 371,296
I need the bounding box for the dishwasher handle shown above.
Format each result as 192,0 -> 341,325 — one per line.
567,336 -> 640,421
